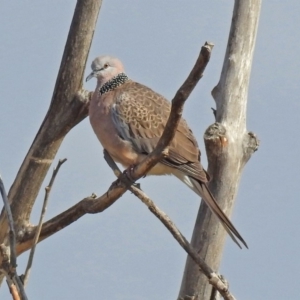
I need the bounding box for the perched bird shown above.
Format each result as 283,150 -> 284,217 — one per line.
86,55 -> 247,248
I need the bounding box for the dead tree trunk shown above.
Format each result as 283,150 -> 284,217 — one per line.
178,1 -> 261,299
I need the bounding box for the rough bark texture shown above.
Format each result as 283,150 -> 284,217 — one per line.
0,0 -> 102,269
178,0 -> 261,299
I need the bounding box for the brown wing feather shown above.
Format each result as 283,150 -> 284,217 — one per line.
113,81 -> 208,181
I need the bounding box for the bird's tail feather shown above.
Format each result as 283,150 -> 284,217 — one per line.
174,172 -> 247,249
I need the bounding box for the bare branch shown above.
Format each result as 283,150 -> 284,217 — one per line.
130,180 -> 236,300
23,159 -> 67,286
133,191 -> 237,300
104,150 -> 236,300
0,245 -> 27,300
131,186 -> 213,277
0,176 -> 17,269
17,191 -> 124,255
12,276 -> 27,300
0,180 -> 27,299
0,0 -> 102,243
7,282 -> 20,300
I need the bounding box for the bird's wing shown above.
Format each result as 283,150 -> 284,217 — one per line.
111,81 -> 208,182
112,81 -> 247,248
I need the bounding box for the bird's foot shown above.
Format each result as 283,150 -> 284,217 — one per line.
123,165 -> 135,182
121,165 -> 135,187
107,165 -> 142,194
122,165 -> 142,190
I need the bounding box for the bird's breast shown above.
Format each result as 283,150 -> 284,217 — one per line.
89,95 -> 140,167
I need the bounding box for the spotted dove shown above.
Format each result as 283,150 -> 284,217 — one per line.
86,55 -> 247,248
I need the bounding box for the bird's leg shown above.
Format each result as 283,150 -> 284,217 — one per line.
122,165 -> 142,190
107,165 -> 141,197
103,150 -> 140,192
124,164 -> 135,182
108,165 -> 140,190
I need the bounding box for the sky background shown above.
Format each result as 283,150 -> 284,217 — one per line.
0,1 -> 299,299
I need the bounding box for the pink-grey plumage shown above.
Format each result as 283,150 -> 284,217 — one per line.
86,55 -> 247,248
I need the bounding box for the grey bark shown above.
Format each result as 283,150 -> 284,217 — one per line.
178,0 -> 261,299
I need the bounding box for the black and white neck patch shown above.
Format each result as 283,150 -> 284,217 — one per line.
99,73 -> 129,95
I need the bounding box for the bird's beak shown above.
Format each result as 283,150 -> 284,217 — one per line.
86,72 -> 96,82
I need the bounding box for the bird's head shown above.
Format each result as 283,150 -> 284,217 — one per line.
86,55 -> 125,86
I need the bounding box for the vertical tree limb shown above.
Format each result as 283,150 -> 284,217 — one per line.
0,177 -> 17,270
179,1 -> 261,299
0,0 -> 102,242
0,179 -> 27,299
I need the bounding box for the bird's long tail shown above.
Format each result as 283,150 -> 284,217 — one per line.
174,173 -> 248,249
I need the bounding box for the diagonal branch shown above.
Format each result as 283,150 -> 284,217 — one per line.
17,189 -> 125,255
104,150 -> 236,300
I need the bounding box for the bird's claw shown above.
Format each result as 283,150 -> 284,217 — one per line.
106,165 -> 142,196
124,165 -> 135,182
122,165 -> 142,190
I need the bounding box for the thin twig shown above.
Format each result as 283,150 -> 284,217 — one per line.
210,275 -> 228,300
8,282 -> 20,300
23,159 -> 67,286
13,275 -> 27,300
0,176 -> 17,269
0,244 -> 28,300
0,178 -> 28,299
104,151 -> 236,300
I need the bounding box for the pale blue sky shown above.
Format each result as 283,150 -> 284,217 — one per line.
0,1 -> 299,299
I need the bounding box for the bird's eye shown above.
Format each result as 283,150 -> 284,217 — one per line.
104,63 -> 109,69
